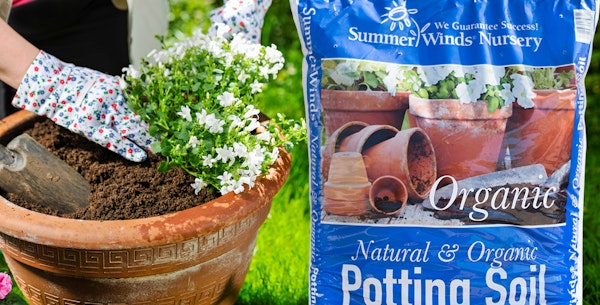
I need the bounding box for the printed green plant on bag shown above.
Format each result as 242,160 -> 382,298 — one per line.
321,59 -> 420,95
525,67 -> 575,90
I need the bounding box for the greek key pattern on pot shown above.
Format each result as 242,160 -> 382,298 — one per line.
13,274 -> 229,305
0,209 -> 262,277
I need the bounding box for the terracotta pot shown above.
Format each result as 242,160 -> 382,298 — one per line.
338,124 -> 399,153
362,128 -> 436,200
321,89 -> 409,137
409,94 -> 513,181
369,175 -> 408,216
502,89 -> 576,175
0,110 -> 291,304
321,121 -> 368,181
323,152 -> 371,216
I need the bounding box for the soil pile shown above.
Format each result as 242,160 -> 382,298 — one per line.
1,119 -> 218,220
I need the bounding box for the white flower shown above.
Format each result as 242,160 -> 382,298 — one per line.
455,80 -> 486,103
232,142 -> 248,157
187,135 -> 200,148
238,71 -> 250,83
205,114 -> 225,133
228,114 -> 244,129
244,105 -> 260,118
245,118 -> 261,132
250,80 -> 263,93
209,22 -> 232,39
473,65 -> 506,86
217,91 -> 237,107
191,178 -> 207,195
202,155 -> 215,167
122,64 -> 140,79
177,105 -> 193,122
117,75 -> 128,90
217,171 -> 235,195
231,176 -> 249,194
259,66 -> 271,79
510,74 -> 536,108
417,65 -> 456,86
196,109 -> 208,125
499,83 -> 514,104
215,145 -> 236,164
382,73 -> 398,96
244,147 -> 266,172
265,45 -> 284,65
257,130 -> 272,142
329,61 -> 359,86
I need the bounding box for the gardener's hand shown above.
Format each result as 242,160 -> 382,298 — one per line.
209,0 -> 272,43
11,51 -> 155,162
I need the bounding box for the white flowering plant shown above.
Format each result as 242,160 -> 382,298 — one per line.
412,65 -> 536,113
321,59 -> 419,95
123,25 -> 306,196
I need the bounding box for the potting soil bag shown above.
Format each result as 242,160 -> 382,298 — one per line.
291,0 -> 597,304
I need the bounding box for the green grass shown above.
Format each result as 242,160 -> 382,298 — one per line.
1,1 -> 599,304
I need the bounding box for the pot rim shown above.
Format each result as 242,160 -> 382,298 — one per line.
0,110 -> 292,250
321,89 -> 410,111
408,93 -> 513,120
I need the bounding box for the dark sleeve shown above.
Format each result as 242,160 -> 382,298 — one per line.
8,0 -> 129,76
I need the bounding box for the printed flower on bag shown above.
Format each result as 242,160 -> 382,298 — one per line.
0,272 -> 12,299
321,59 -> 537,112
412,65 -> 536,112
321,59 -> 419,95
122,23 -> 306,196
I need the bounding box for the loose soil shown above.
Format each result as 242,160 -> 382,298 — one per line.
1,119 -> 218,220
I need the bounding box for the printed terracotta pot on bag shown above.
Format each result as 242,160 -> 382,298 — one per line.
323,152 -> 372,216
502,89 -> 576,176
0,110 -> 291,304
321,121 -> 368,181
369,175 -> 408,216
409,94 -> 513,181
321,89 -> 409,137
362,127 -> 436,200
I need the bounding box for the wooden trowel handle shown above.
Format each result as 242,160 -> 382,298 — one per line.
0,134 -> 91,214
0,144 -> 16,166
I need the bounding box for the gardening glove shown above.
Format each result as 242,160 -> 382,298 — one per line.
209,0 -> 272,43
12,50 -> 155,162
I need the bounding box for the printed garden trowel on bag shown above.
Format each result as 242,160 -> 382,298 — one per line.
0,133 -> 90,214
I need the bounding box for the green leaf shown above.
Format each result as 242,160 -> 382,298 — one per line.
157,161 -> 171,172
487,97 -> 500,113
151,141 -> 162,154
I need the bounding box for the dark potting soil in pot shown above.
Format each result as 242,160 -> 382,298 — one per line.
372,197 -> 404,214
1,119 -> 218,220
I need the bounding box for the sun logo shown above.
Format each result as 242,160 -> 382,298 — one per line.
381,0 -> 419,31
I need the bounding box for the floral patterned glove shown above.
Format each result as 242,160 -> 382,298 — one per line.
209,0 -> 272,43
12,51 -> 155,162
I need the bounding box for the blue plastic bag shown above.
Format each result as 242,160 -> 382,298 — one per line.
291,1 -> 598,304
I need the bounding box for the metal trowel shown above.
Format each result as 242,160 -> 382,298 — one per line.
0,133 -> 91,213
